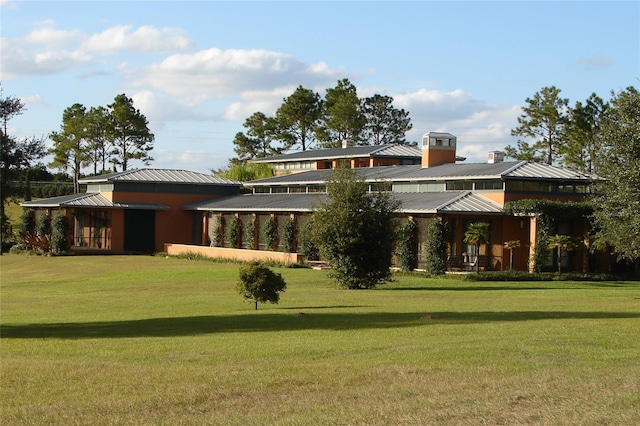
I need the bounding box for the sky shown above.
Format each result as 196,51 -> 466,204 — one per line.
2,0 -> 638,174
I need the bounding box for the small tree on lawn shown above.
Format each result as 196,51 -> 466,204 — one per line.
464,222 -> 490,272
503,240 -> 521,270
548,234 -> 577,274
236,262 -> 287,310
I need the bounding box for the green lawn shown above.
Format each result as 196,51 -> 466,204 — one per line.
1,254 -> 639,425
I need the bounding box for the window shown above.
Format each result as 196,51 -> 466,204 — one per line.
446,181 -> 473,191
74,210 -> 111,249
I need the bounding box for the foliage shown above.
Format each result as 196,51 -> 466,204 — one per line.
208,215 -> 221,247
312,167 -> 400,289
564,93 -> 608,174
232,112 -> 282,161
396,218 -> 418,271
425,219 -> 448,275
591,86 -> 640,262
19,208 -> 35,234
462,270 -> 624,282
235,261 -> 287,310
463,222 -> 490,272
51,214 -> 69,253
317,79 -> 366,148
49,103 -> 91,193
361,94 -> 413,145
1,88 -> 47,247
506,86 -> 569,164
242,216 -> 257,249
503,240 -> 521,270
548,234 -> 579,274
108,94 -> 154,171
18,230 -> 51,253
225,216 -> 241,248
215,161 -> 274,182
298,217 -> 318,261
282,217 -> 297,253
262,216 -> 278,251
274,85 -> 323,151
36,212 -> 51,237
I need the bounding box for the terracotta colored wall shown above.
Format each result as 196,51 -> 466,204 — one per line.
164,243 -> 304,264
421,148 -> 456,167
112,192 -> 225,252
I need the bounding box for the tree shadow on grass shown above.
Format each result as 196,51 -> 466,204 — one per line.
3,311 -> 639,339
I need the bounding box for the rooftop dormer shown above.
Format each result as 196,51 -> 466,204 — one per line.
421,132 -> 457,167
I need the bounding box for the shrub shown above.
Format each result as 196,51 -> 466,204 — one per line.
282,217 -> 297,253
225,216 -> 241,248
262,216 -> 278,251
236,262 -> 287,310
396,218 -> 418,271
425,220 -> 447,275
51,214 -> 69,254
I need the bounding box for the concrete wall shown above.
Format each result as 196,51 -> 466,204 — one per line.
164,243 -> 305,265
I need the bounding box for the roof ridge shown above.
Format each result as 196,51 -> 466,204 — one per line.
434,191 -> 471,210
500,160 -> 529,176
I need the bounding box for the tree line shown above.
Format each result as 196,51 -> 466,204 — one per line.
49,94 -> 155,192
229,78 -> 413,165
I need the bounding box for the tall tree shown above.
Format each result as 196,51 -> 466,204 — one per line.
506,86 -> 569,164
317,79 -> 366,148
108,94 -> 154,171
361,94 -> 413,145
591,86 -> 640,263
312,167 -> 400,289
0,88 -> 46,250
274,85 -> 323,151
49,103 -> 91,193
563,94 -> 608,174
85,106 -> 113,175
232,112 -> 280,162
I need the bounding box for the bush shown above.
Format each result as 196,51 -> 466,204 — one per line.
51,214 -> 69,254
425,220 -> 447,275
262,216 -> 278,251
396,219 -> 418,271
236,262 -> 287,310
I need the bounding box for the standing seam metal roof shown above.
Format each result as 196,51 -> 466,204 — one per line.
79,169 -> 241,185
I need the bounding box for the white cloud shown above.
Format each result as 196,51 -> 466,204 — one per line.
130,90 -> 213,125
137,48 -> 344,97
396,88 -> 521,161
223,86 -> 296,121
0,42 -> 92,78
79,25 -> 194,54
23,27 -> 82,46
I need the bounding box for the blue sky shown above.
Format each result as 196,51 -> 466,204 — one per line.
2,0 -> 638,174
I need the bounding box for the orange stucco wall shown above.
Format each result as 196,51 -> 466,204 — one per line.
110,192 -> 222,252
164,243 -> 304,264
421,148 -> 456,167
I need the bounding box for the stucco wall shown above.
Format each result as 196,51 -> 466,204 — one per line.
164,243 -> 304,265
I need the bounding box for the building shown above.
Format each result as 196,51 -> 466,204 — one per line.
20,132 -> 597,272
187,132 -> 596,272
21,169 -> 241,253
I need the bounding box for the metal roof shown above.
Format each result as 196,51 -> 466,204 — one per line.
247,161 -> 597,186
184,191 -> 503,214
21,193 -> 169,210
252,144 -> 422,163
79,168 -> 241,186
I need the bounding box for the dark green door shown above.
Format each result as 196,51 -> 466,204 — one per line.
124,210 -> 155,253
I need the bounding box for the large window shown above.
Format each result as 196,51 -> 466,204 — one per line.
74,210 -> 111,249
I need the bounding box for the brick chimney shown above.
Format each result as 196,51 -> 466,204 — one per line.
421,132 -> 457,167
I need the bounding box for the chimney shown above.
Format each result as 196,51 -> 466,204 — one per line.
421,132 -> 457,167
488,151 -> 504,164
342,139 -> 353,149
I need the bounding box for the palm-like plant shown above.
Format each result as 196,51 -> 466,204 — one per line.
503,240 -> 521,270
547,234 -> 577,274
464,222 -> 490,272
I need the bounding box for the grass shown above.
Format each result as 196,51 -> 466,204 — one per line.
1,254 -> 639,425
